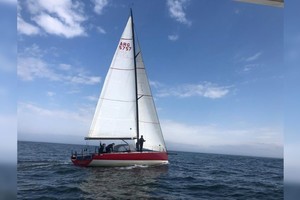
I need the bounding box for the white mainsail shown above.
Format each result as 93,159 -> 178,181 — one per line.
88,16 -> 137,139
87,14 -> 166,152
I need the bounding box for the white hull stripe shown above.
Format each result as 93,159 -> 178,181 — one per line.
88,159 -> 169,167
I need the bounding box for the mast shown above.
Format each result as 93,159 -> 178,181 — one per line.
131,9 -> 140,142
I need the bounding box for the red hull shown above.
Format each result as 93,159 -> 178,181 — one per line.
71,151 -> 168,167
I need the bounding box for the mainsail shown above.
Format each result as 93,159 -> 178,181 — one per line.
87,13 -> 166,152
88,16 -> 136,139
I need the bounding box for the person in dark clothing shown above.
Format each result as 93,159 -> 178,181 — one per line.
98,143 -> 106,154
106,143 -> 115,153
139,135 -> 146,152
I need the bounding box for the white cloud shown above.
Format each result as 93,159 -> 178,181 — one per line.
18,56 -> 101,85
242,63 -> 260,72
59,63 -> 71,71
18,102 -> 93,136
18,57 -> 58,81
168,34 -> 179,41
68,73 -> 101,85
17,4 -> 40,36
149,80 -> 164,88
167,0 -> 191,26
92,0 -> 108,15
17,17 -> 40,36
245,51 -> 263,62
33,13 -> 86,38
155,82 -> 231,99
18,45 -> 101,85
85,95 -> 98,101
162,120 -> 283,158
46,91 -> 56,97
19,0 -> 87,38
96,26 -> 107,34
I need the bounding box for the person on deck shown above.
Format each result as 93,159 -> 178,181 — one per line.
98,143 -> 106,154
105,143 -> 115,153
139,135 -> 146,152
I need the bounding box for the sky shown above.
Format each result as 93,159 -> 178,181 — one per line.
14,0 -> 284,158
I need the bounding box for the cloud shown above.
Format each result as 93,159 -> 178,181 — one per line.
69,73 -> 101,85
168,34 -> 179,41
245,51 -> 263,62
96,26 -> 107,34
46,91 -> 56,97
162,120 -> 283,158
242,63 -> 260,72
17,16 -> 40,36
18,0 -> 87,38
33,13 -> 86,38
18,102 -> 93,136
17,4 -> 40,36
155,82 -> 231,99
167,0 -> 191,26
234,51 -> 263,63
92,0 -> 108,15
59,63 -> 71,71
85,95 -> 98,101
18,44 -> 101,85
149,80 -> 164,88
18,57 -> 58,81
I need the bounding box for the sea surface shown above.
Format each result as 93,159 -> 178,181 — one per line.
18,141 -> 283,199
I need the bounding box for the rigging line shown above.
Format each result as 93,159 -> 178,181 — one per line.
138,94 -> 152,97
135,51 -> 141,58
137,94 -> 152,100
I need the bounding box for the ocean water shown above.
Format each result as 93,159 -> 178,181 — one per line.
18,141 -> 283,199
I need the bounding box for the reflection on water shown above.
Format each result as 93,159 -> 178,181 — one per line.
80,165 -> 168,199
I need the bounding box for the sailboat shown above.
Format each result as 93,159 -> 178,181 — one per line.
71,10 -> 168,167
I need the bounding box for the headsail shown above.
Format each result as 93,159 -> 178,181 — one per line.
136,43 -> 167,151
87,16 -> 137,140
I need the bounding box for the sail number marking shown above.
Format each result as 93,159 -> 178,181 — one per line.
119,42 -> 132,51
